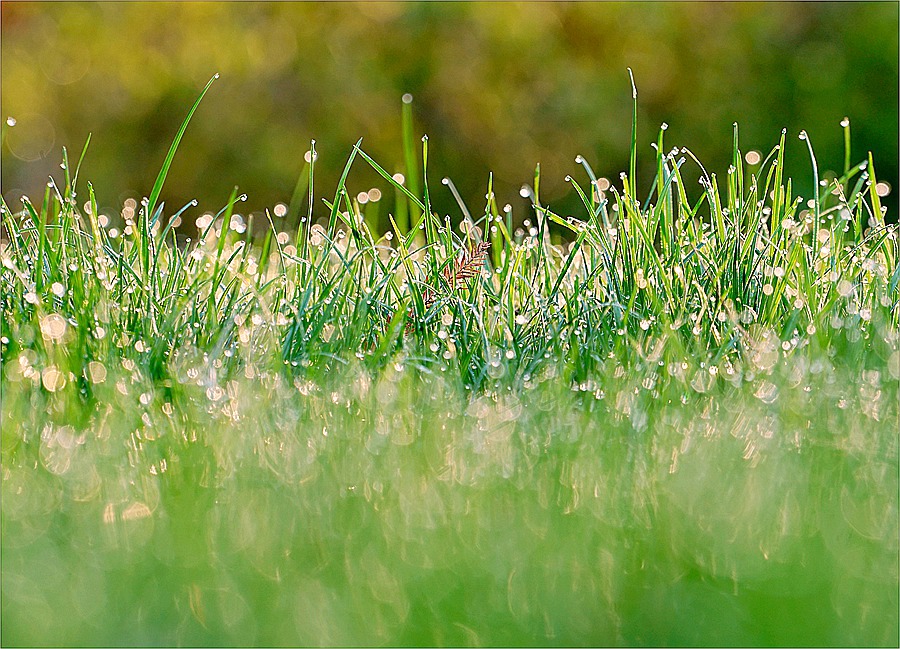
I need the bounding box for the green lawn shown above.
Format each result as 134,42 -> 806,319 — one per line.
1,79 -> 898,646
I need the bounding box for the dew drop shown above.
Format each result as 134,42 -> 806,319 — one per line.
402,93 -> 413,104
5,117 -> 16,126
840,117 -> 850,128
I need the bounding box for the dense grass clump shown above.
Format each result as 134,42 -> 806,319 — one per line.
1,80 -> 898,646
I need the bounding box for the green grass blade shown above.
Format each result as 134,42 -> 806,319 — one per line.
401,93 -> 422,217
145,73 -> 218,233
627,68 -> 638,200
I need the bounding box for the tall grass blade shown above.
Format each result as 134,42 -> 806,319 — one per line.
145,73 -> 218,234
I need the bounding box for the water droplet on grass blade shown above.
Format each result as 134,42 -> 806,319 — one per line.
6,117 -> 16,126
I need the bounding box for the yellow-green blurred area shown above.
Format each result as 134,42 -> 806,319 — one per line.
2,1 -> 898,231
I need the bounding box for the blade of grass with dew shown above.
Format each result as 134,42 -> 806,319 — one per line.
355,145 -> 427,216
207,187 -> 241,332
627,68 -> 639,202
287,146 -> 312,235
401,93 -> 422,224
420,135 -> 439,281
327,139 -> 363,237
842,117 -> 852,178
144,74 -> 218,237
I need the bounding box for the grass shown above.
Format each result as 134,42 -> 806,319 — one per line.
1,76 -> 898,646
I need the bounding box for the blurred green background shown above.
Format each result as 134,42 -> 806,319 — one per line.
2,1 -> 898,231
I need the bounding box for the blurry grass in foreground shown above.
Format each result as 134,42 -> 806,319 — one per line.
1,77 -> 898,646
2,354 -> 897,646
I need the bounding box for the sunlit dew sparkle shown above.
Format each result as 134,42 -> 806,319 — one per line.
40,314 -> 67,341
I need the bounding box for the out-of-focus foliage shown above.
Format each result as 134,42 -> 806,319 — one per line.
1,1 -> 898,229
3,347 -> 898,646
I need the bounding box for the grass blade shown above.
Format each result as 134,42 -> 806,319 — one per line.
145,73 -> 218,233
